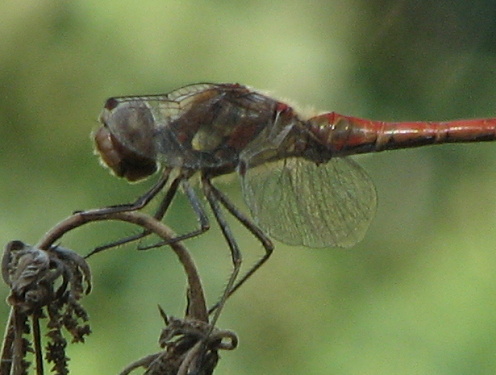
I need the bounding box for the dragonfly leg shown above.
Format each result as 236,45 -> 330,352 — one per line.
137,178 -> 210,250
86,175 -> 181,257
201,175 -> 242,326
87,169 -> 211,256
82,168 -> 172,257
79,168 -> 172,217
202,179 -> 274,314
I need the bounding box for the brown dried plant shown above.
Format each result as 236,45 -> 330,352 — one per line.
1,209 -> 237,375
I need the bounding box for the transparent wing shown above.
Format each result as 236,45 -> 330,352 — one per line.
241,157 -> 377,248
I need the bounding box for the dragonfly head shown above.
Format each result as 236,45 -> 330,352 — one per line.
94,98 -> 158,182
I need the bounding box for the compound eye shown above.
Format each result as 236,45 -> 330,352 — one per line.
95,98 -> 159,182
101,100 -> 157,160
94,126 -> 157,182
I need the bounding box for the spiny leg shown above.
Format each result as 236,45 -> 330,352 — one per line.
203,179 -> 274,314
201,175 -> 242,327
82,168 -> 173,257
137,177 -> 210,250
87,175 -> 182,256
81,167 -> 172,217
86,169 -> 211,256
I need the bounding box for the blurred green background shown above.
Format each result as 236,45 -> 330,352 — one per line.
2,0 -> 496,374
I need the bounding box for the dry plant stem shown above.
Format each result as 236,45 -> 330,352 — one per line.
2,211 -> 210,374
0,309 -> 15,375
177,341 -> 204,375
118,354 -> 158,375
36,210 -> 208,322
32,314 -> 43,375
0,307 -> 29,375
12,308 -> 25,375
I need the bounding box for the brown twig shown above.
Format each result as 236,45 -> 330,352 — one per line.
0,309 -> 15,375
36,210 -> 207,322
32,313 -> 43,375
2,208 -> 236,374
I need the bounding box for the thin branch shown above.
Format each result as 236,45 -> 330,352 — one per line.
36,210 -> 207,322
2,208 -> 222,374
32,313 -> 43,375
12,308 -> 26,375
0,309 -> 15,375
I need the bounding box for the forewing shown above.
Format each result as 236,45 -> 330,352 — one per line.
241,157 -> 377,248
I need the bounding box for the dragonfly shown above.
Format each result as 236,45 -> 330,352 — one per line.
89,82 -> 496,317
